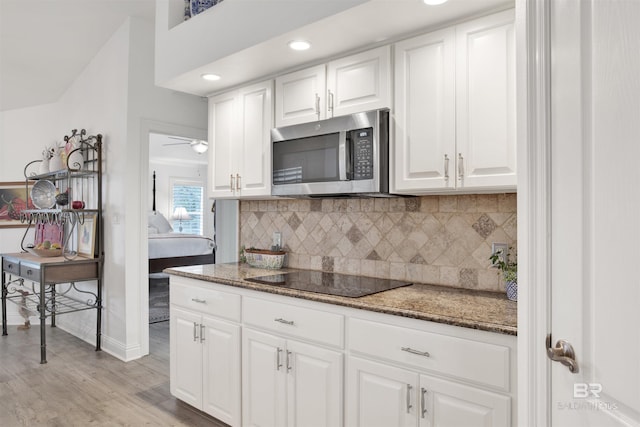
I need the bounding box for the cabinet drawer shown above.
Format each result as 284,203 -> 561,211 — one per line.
348,318 -> 511,391
243,296 -> 344,348
19,262 -> 41,281
170,281 -> 241,322
2,259 -> 20,275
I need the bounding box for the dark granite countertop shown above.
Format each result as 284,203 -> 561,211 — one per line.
165,263 -> 517,336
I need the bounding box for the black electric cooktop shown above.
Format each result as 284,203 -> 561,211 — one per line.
245,271 -> 412,298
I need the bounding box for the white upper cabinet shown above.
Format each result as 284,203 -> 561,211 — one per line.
455,9 -> 516,190
275,65 -> 327,127
275,46 -> 391,127
208,80 -> 274,199
393,28 -> 456,192
393,9 -> 516,194
326,46 -> 391,118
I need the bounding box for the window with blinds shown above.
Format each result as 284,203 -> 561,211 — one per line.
171,182 -> 204,235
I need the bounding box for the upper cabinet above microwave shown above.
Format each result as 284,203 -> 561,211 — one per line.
393,9 -> 516,194
275,46 -> 391,127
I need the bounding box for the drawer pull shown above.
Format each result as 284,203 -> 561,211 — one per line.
401,347 -> 430,358
200,324 -> 205,343
274,318 -> 295,326
193,322 -> 198,342
191,298 -> 206,304
286,350 -> 292,372
406,384 -> 413,413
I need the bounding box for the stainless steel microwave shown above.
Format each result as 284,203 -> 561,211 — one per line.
271,108 -> 390,197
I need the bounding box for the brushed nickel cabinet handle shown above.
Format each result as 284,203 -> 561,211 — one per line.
401,347 -> 430,357
421,387 -> 428,418
274,318 -> 295,326
191,298 -> 206,304
193,322 -> 198,342
286,350 -> 292,372
315,93 -> 321,118
277,347 -> 283,371
200,324 -> 205,343
236,174 -> 241,192
230,174 -> 235,192
444,154 -> 450,180
328,90 -> 334,114
458,153 -> 464,181
406,384 -> 413,413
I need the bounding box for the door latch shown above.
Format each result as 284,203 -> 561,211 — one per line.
546,334 -> 579,373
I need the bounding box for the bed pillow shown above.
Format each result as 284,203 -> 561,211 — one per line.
148,211 -> 173,233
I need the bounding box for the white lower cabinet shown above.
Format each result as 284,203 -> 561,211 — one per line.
347,356 -> 511,427
169,276 -> 516,427
242,328 -> 343,427
170,280 -> 242,426
346,314 -> 515,427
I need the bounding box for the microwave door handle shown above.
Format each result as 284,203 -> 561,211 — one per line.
338,130 -> 348,181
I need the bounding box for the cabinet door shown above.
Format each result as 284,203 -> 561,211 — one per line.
202,315 -> 241,426
393,28 -> 456,193
170,307 -> 203,409
209,91 -> 239,198
286,339 -> 343,427
275,65 -> 326,127
420,374 -> 510,427
237,80 -> 273,198
242,328 -> 287,427
326,46 -> 391,118
346,356 -> 417,427
455,9 -> 516,190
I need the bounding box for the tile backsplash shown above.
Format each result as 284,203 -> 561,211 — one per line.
239,194 -> 517,293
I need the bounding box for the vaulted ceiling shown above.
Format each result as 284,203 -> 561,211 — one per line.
0,0 -> 155,112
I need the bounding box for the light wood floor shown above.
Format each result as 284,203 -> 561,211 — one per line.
0,322 -> 229,427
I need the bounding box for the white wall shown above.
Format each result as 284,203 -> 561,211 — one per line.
0,16 -> 207,361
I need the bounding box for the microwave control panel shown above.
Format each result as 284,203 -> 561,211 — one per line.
352,128 -> 374,180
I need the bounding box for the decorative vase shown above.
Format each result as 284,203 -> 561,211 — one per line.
38,157 -> 50,175
506,280 -> 518,301
49,149 -> 64,172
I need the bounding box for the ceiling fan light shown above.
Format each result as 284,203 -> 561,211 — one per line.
191,140 -> 209,154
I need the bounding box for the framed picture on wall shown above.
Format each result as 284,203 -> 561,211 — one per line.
0,181 -> 31,228
77,214 -> 97,258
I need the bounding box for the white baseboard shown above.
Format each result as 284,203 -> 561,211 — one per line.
55,321 -> 144,362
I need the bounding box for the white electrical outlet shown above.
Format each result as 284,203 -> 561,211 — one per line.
491,243 -> 509,265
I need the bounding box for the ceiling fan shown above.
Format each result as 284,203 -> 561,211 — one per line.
163,136 -> 209,154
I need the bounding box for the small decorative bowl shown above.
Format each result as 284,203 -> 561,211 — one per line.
244,248 -> 286,269
26,247 -> 63,257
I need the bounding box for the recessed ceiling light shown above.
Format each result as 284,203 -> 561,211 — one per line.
288,40 -> 311,51
201,73 -> 221,81
423,0 -> 448,5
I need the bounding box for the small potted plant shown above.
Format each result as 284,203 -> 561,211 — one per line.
489,248 -> 517,301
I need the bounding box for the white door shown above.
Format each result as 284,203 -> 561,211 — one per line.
242,328 -> 287,427
286,339 -> 343,427
275,65 -> 326,127
201,316 -> 241,426
393,27 -> 456,193
326,46 -> 391,118
209,91 -> 238,197
456,9 -> 516,190
549,1 -> 640,426
346,356 -> 417,427
238,80 -> 273,198
170,307 -> 203,409
420,374 -> 510,427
